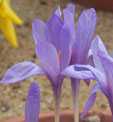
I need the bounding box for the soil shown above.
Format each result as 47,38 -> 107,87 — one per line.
0,0 -> 113,121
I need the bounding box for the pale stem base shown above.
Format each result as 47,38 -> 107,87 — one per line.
55,100 -> 60,122
71,79 -> 80,122
52,86 -> 61,122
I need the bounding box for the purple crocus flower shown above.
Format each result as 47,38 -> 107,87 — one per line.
63,35 -> 113,121
0,4 -> 75,122
32,4 -> 75,122
62,7 -> 97,122
72,36 -> 113,121
25,82 -> 40,122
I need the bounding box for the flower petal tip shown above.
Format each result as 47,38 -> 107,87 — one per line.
17,20 -> 23,26
13,42 -> 19,48
29,82 -> 40,96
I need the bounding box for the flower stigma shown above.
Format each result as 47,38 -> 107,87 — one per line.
58,50 -> 61,63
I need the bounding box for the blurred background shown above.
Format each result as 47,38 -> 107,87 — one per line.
0,0 -> 113,121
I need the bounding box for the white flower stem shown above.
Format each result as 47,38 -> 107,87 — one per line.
55,99 -> 60,122
52,86 -> 61,122
71,79 -> 80,122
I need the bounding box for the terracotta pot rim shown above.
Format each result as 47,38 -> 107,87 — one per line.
74,0 -> 113,12
3,109 -> 112,122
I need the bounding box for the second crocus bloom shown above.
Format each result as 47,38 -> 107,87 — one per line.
62,7 -> 97,122
77,36 -> 113,121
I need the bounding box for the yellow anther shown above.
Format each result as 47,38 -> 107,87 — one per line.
58,50 -> 61,63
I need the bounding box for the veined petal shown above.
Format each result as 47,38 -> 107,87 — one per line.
35,41 -> 60,82
63,3 -> 75,22
47,14 -> 63,52
54,5 -> 62,19
63,4 -> 76,49
25,82 -> 40,122
59,20 -> 75,70
75,64 -> 108,96
1,62 -> 46,84
99,51 -> 113,98
91,35 -> 108,73
92,36 -> 113,97
32,19 -> 51,44
0,18 -> 18,48
63,4 -> 76,53
61,65 -> 94,80
5,4 -> 22,25
75,8 -> 97,64
80,83 -> 102,119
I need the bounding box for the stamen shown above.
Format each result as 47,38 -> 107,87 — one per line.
58,50 -> 61,63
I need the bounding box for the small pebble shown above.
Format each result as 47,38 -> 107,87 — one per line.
11,84 -> 21,89
85,115 -> 101,122
24,22 -> 30,27
33,54 -> 36,59
1,106 -> 10,112
101,103 -> 107,109
40,1 -> 48,5
18,104 -> 23,109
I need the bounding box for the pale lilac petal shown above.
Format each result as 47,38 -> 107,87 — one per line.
99,51 -> 113,99
75,65 -> 105,84
75,64 -> 108,96
54,5 -> 62,19
61,65 -> 95,80
91,35 -> 108,73
66,4 -> 75,15
63,4 -> 75,22
63,4 -> 76,65
63,4 -> 76,51
92,36 -> 113,98
35,41 -> 60,82
25,82 -> 40,122
1,62 -> 46,84
75,8 -> 97,64
86,49 -> 94,66
32,19 -> 51,44
59,20 -> 75,70
80,83 -> 102,119
47,14 -> 63,52
63,4 -> 75,49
